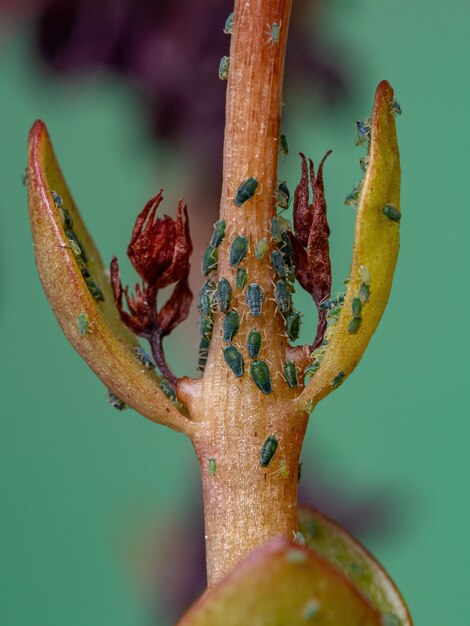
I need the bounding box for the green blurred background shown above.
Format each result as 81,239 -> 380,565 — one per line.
1,0 -> 468,624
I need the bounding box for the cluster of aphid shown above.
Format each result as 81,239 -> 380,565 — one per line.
51,190 -> 104,301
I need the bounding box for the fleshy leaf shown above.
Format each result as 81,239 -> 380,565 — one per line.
299,506 -> 413,625
297,80 -> 400,409
178,536 -> 382,626
27,120 -> 192,434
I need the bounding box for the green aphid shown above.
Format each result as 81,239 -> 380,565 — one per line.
285,310 -> 302,341
284,361 -> 298,388
359,282 -> 370,303
67,237 -> 82,257
344,184 -> 361,206
65,228 -> 87,262
383,204 -> 401,222
319,294 -> 345,311
198,279 -> 216,315
218,55 -> 230,80
62,208 -> 73,229
279,460 -> 289,479
348,316 -> 362,334
260,434 -> 278,466
246,282 -> 263,317
223,345 -> 244,377
246,330 -> 262,358
202,244 -> 218,275
304,360 -> 321,376
359,265 -> 371,285
198,336 -> 210,372
271,215 -> 290,242
391,97 -> 402,116
233,177 -> 259,207
217,278 -> 232,312
381,614 -> 401,626
302,599 -> 321,620
276,182 -> 290,209
235,267 -> 247,289
77,313 -> 89,336
356,119 -> 371,146
270,22 -> 281,43
274,280 -> 291,314
133,346 -> 156,369
271,250 -> 285,277
51,190 -> 63,207
210,219 -> 226,247
159,379 -> 176,401
208,458 -> 217,476
85,277 -> 104,301
229,235 -> 249,266
21,166 -> 28,186
75,254 -> 90,278
255,237 -> 269,259
223,12 -> 234,35
332,371 -> 345,388
106,390 -> 126,411
223,309 -> 240,342
279,133 -> 289,156
359,155 -> 369,173
200,313 -> 214,339
352,296 -> 362,318
280,231 -> 294,266
250,360 -> 272,394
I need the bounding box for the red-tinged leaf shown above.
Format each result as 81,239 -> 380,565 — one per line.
158,276 -> 193,336
177,536 -> 382,626
27,120 -> 192,434
298,506 -> 413,625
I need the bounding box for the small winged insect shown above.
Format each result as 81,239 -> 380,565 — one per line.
223,11 -> 234,34
285,310 -> 302,341
218,55 -> 230,80
274,280 -> 291,314
106,389 -> 126,411
223,309 -> 240,342
271,250 -> 285,277
133,347 -> 156,370
276,182 -> 290,209
246,330 -> 262,359
208,458 -> 217,476
344,184 -> 361,207
391,97 -> 402,116
235,268 -> 247,289
233,177 -> 258,207
202,244 -> 218,275
250,360 -> 272,394
223,345 -> 244,377
332,371 -> 345,388
229,235 -> 249,266
217,278 -> 232,312
269,22 -> 280,43
383,204 -> 401,222
254,238 -> 269,259
355,119 -> 371,145
198,336 -> 210,372
284,361 -> 298,388
85,277 -> 104,301
246,283 -> 263,317
210,219 -> 226,248
279,133 -> 288,157
260,434 -> 278,467
77,313 -> 89,336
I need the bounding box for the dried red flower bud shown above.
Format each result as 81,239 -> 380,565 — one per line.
127,192 -> 192,288
110,256 -> 153,335
158,276 -> 193,336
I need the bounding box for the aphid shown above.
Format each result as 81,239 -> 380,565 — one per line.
303,399 -> 315,414
62,208 -> 73,229
67,236 -> 82,257
359,265 -> 371,285
223,345 -> 244,377
65,228 -> 87,262
359,282 -> 370,303
331,371 -> 345,388
159,379 -> 176,401
254,237 -> 269,259
260,434 -> 278,466
202,244 -> 218,275
391,97 -> 402,116
246,283 -> 263,317
85,277 -> 104,301
208,458 -> 217,476
21,166 -> 28,186
284,361 -> 298,388
280,231 -> 294,265
229,235 -> 249,266
106,390 -> 126,411
198,280 -> 216,315
285,310 -> 302,341
302,599 -> 320,620
344,183 -> 361,207
359,155 -> 369,173
51,190 -> 63,207
278,460 -> 289,479
319,294 -> 345,311
223,11 -> 234,34
133,347 -> 156,369
383,204 -> 401,222
271,250 -> 285,277
352,296 -> 362,318
233,177 -> 259,207
246,330 -> 262,358
217,278 -> 232,312
274,280 -> 291,314
348,316 -> 362,334
269,22 -> 281,43
381,613 -> 401,626
276,182 -> 290,209
210,219 -> 226,247
198,336 -> 210,372
355,119 -> 371,145
200,314 -> 214,339
218,55 -> 230,80
235,267 -> 247,290
293,531 -> 306,546
223,309 -> 240,342
250,360 -> 272,394
279,133 -> 289,157
75,254 -> 90,278
77,313 -> 89,336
